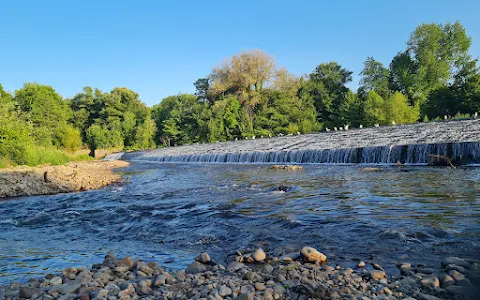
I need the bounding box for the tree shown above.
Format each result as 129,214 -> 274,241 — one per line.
255,89 -> 319,135
363,91 -> 387,125
384,92 -> 420,124
14,83 -> 72,145
299,62 -> 353,127
390,22 -> 472,109
209,50 -> 279,106
152,94 -> 204,145
134,117 -> 157,149
359,57 -> 390,99
194,77 -> 211,103
55,124 -> 83,151
0,84 -> 34,164
85,124 -> 109,151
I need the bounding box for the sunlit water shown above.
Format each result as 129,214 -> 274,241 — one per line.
1,162 -> 479,284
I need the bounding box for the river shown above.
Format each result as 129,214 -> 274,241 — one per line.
0,162 -> 479,284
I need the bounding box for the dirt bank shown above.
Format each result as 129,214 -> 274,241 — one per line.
0,160 -> 129,198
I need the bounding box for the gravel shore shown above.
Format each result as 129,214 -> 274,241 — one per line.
1,247 -> 478,300
0,160 -> 129,198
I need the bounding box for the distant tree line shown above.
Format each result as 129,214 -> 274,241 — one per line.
1,21 -> 479,165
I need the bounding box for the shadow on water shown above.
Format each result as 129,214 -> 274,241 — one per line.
0,162 -> 479,283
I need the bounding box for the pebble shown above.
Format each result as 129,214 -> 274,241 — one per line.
441,257 -> 471,269
420,277 -> 440,288
252,248 -> 266,262
217,285 -> 232,297
300,246 -> 327,263
370,270 -> 386,280
19,286 -> 40,298
254,282 -> 265,291
1,250 -> 476,300
449,269 -> 465,281
49,276 -> 62,285
445,263 -> 466,273
186,261 -> 207,274
357,261 -> 366,268
417,293 -> 442,300
116,257 -> 134,270
445,285 -> 467,296
58,284 -> 81,295
195,252 -> 211,264
440,274 -> 455,288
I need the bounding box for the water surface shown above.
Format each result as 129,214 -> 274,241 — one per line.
1,163 -> 479,284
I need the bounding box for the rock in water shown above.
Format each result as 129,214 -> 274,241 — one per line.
252,248 -> 266,262
300,247 -> 327,263
271,165 -> 304,170
195,252 -> 211,264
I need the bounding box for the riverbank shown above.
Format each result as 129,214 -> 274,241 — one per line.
1,247 -> 478,300
0,160 -> 130,198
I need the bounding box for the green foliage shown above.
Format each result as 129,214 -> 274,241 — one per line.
384,92 -> 420,124
300,62 -> 355,127
15,83 -> 72,144
23,147 -> 72,166
55,124 -> 83,151
363,91 -> 387,125
390,21 -> 473,110
134,116 -> 157,149
0,20 -> 478,164
359,57 -> 390,99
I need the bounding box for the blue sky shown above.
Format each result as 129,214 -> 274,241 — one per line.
1,0 -> 479,106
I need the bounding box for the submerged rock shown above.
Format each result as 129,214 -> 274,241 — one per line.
271,165 -> 304,170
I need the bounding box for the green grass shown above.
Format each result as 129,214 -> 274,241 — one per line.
0,148 -> 95,168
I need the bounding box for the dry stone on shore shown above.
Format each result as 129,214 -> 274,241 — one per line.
2,248 -> 478,299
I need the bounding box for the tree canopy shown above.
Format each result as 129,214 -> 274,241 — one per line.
1,21 -> 479,166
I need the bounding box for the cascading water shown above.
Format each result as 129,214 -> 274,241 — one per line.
119,120 -> 480,165
103,152 -> 125,161
123,142 -> 480,165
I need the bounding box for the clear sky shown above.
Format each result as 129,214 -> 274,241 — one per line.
1,0 -> 479,107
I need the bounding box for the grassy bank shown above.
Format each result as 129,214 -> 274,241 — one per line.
0,147 -> 93,168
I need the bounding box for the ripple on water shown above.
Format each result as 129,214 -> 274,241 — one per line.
0,163 -> 479,284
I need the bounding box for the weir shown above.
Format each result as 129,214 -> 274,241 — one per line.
122,119 -> 480,165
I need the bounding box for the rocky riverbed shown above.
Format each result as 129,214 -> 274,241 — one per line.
0,160 -> 129,198
1,247 -> 478,300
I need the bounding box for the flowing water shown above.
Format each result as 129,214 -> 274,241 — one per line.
1,162 -> 479,284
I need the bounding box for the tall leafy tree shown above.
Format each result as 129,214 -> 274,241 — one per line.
390,21 -> 472,109
359,57 -> 390,99
300,62 -> 353,127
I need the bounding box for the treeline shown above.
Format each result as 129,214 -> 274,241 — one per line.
153,21 -> 479,146
0,84 -> 156,166
1,21 -> 479,166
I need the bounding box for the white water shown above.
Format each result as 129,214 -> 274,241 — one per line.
103,152 -> 125,161
123,120 -> 480,165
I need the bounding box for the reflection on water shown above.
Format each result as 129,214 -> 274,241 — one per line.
0,163 -> 479,283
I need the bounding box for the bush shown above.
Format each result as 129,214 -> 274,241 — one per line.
73,154 -> 93,161
22,147 -> 71,166
55,124 -> 83,151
